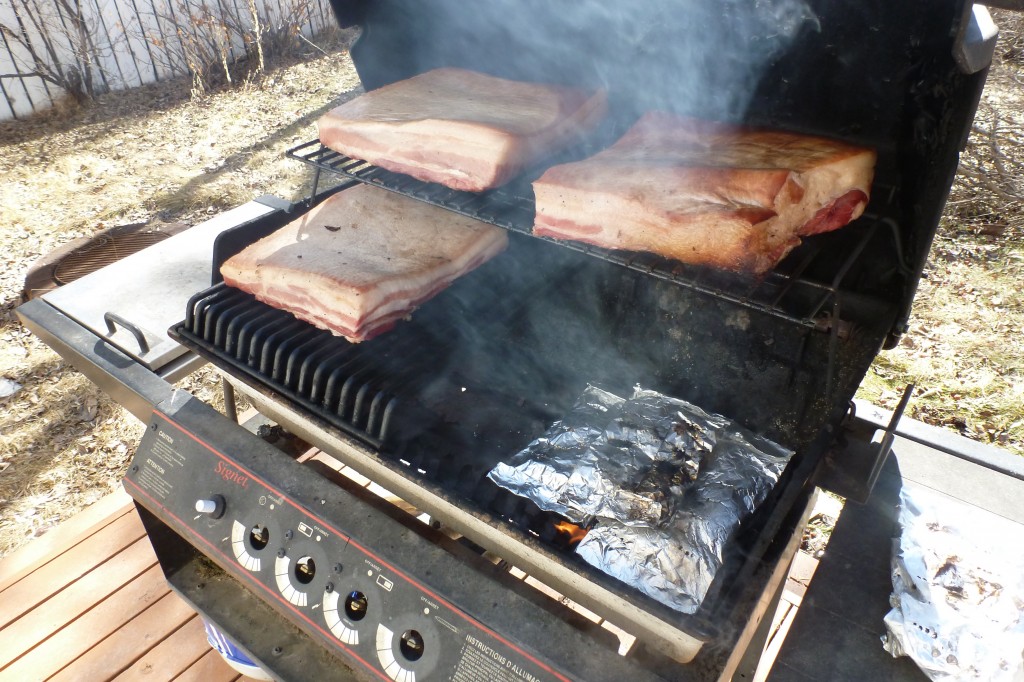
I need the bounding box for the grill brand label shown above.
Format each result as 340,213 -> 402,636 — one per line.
215,460 -> 249,488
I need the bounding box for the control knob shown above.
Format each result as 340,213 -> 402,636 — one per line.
195,495 -> 226,519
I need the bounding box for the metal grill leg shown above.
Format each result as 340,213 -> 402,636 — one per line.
222,378 -> 238,423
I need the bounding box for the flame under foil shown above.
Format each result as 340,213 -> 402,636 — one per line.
554,520 -> 590,546
488,385 -> 792,614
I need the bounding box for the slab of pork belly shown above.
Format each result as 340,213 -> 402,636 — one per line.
319,68 -> 607,192
533,112 -> 876,274
221,184 -> 508,342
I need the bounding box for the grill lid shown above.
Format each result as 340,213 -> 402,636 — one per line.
326,0 -> 986,346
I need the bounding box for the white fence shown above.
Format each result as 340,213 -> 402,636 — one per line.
0,0 -> 334,120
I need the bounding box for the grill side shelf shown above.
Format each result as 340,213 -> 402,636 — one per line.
286,139 -> 896,332
175,283 -> 400,448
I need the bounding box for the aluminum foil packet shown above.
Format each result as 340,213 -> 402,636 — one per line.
882,485 -> 1024,681
575,429 -> 791,614
487,385 -> 728,526
487,384 -> 792,614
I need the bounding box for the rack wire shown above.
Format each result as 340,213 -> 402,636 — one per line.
286,140 -> 901,335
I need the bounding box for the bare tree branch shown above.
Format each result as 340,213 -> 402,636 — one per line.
2,0 -> 333,112
134,0 -> 330,97
0,0 -> 111,102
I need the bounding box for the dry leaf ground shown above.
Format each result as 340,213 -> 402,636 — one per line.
1,20 -> 1022,559
856,14 -> 1024,455
0,32 -> 361,556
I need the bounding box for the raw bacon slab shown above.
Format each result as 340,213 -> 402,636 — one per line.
318,68 -> 607,192
533,112 -> 876,274
220,185 -> 508,342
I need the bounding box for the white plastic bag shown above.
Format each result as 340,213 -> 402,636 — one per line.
883,484 -> 1024,681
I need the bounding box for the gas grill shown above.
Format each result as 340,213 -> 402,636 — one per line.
16,0 -> 1003,679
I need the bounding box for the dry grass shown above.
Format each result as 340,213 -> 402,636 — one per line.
0,31 -> 361,556
856,11 -> 1024,455
0,18 -> 1022,559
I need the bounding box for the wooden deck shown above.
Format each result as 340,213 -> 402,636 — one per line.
752,551 -> 816,682
0,487 -> 815,682
0,489 -> 253,682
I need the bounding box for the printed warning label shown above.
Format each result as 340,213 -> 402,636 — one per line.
130,425 -> 190,500
452,634 -> 551,682
150,431 -> 186,469
136,462 -> 173,499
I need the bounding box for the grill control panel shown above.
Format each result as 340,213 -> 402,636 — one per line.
124,406 -> 572,682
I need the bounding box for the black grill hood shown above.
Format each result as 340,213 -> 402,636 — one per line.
325,0 -> 988,344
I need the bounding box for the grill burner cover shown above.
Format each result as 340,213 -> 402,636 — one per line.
23,222 -> 188,300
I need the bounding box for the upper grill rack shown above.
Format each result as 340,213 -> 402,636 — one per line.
287,140 -> 902,331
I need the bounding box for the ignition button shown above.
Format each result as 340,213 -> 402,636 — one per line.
194,495 -> 226,519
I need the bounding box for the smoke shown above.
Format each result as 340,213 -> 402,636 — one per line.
341,0 -> 833,448
355,0 -> 820,124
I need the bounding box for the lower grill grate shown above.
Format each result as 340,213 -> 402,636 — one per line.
175,282 -> 437,447
171,282 -> 586,552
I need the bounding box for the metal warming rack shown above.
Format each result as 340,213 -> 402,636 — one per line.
286,139 -> 908,401
286,141 -> 906,331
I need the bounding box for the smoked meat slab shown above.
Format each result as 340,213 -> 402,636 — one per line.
533,112 -> 876,274
318,68 -> 607,192
220,185 -> 508,342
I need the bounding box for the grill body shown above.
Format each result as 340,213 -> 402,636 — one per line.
18,0 -> 999,679
141,0 -> 992,676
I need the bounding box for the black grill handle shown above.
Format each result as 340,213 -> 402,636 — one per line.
103,312 -> 150,354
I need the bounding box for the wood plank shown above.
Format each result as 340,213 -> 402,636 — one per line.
0,537 -> 155,670
765,598 -> 794,648
49,586 -> 194,682
0,509 -> 146,629
0,489 -> 133,591
782,588 -> 801,607
783,551 -> 819,602
174,649 -> 241,682
11,565 -> 173,682
113,616 -> 212,681
754,600 -> 799,682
